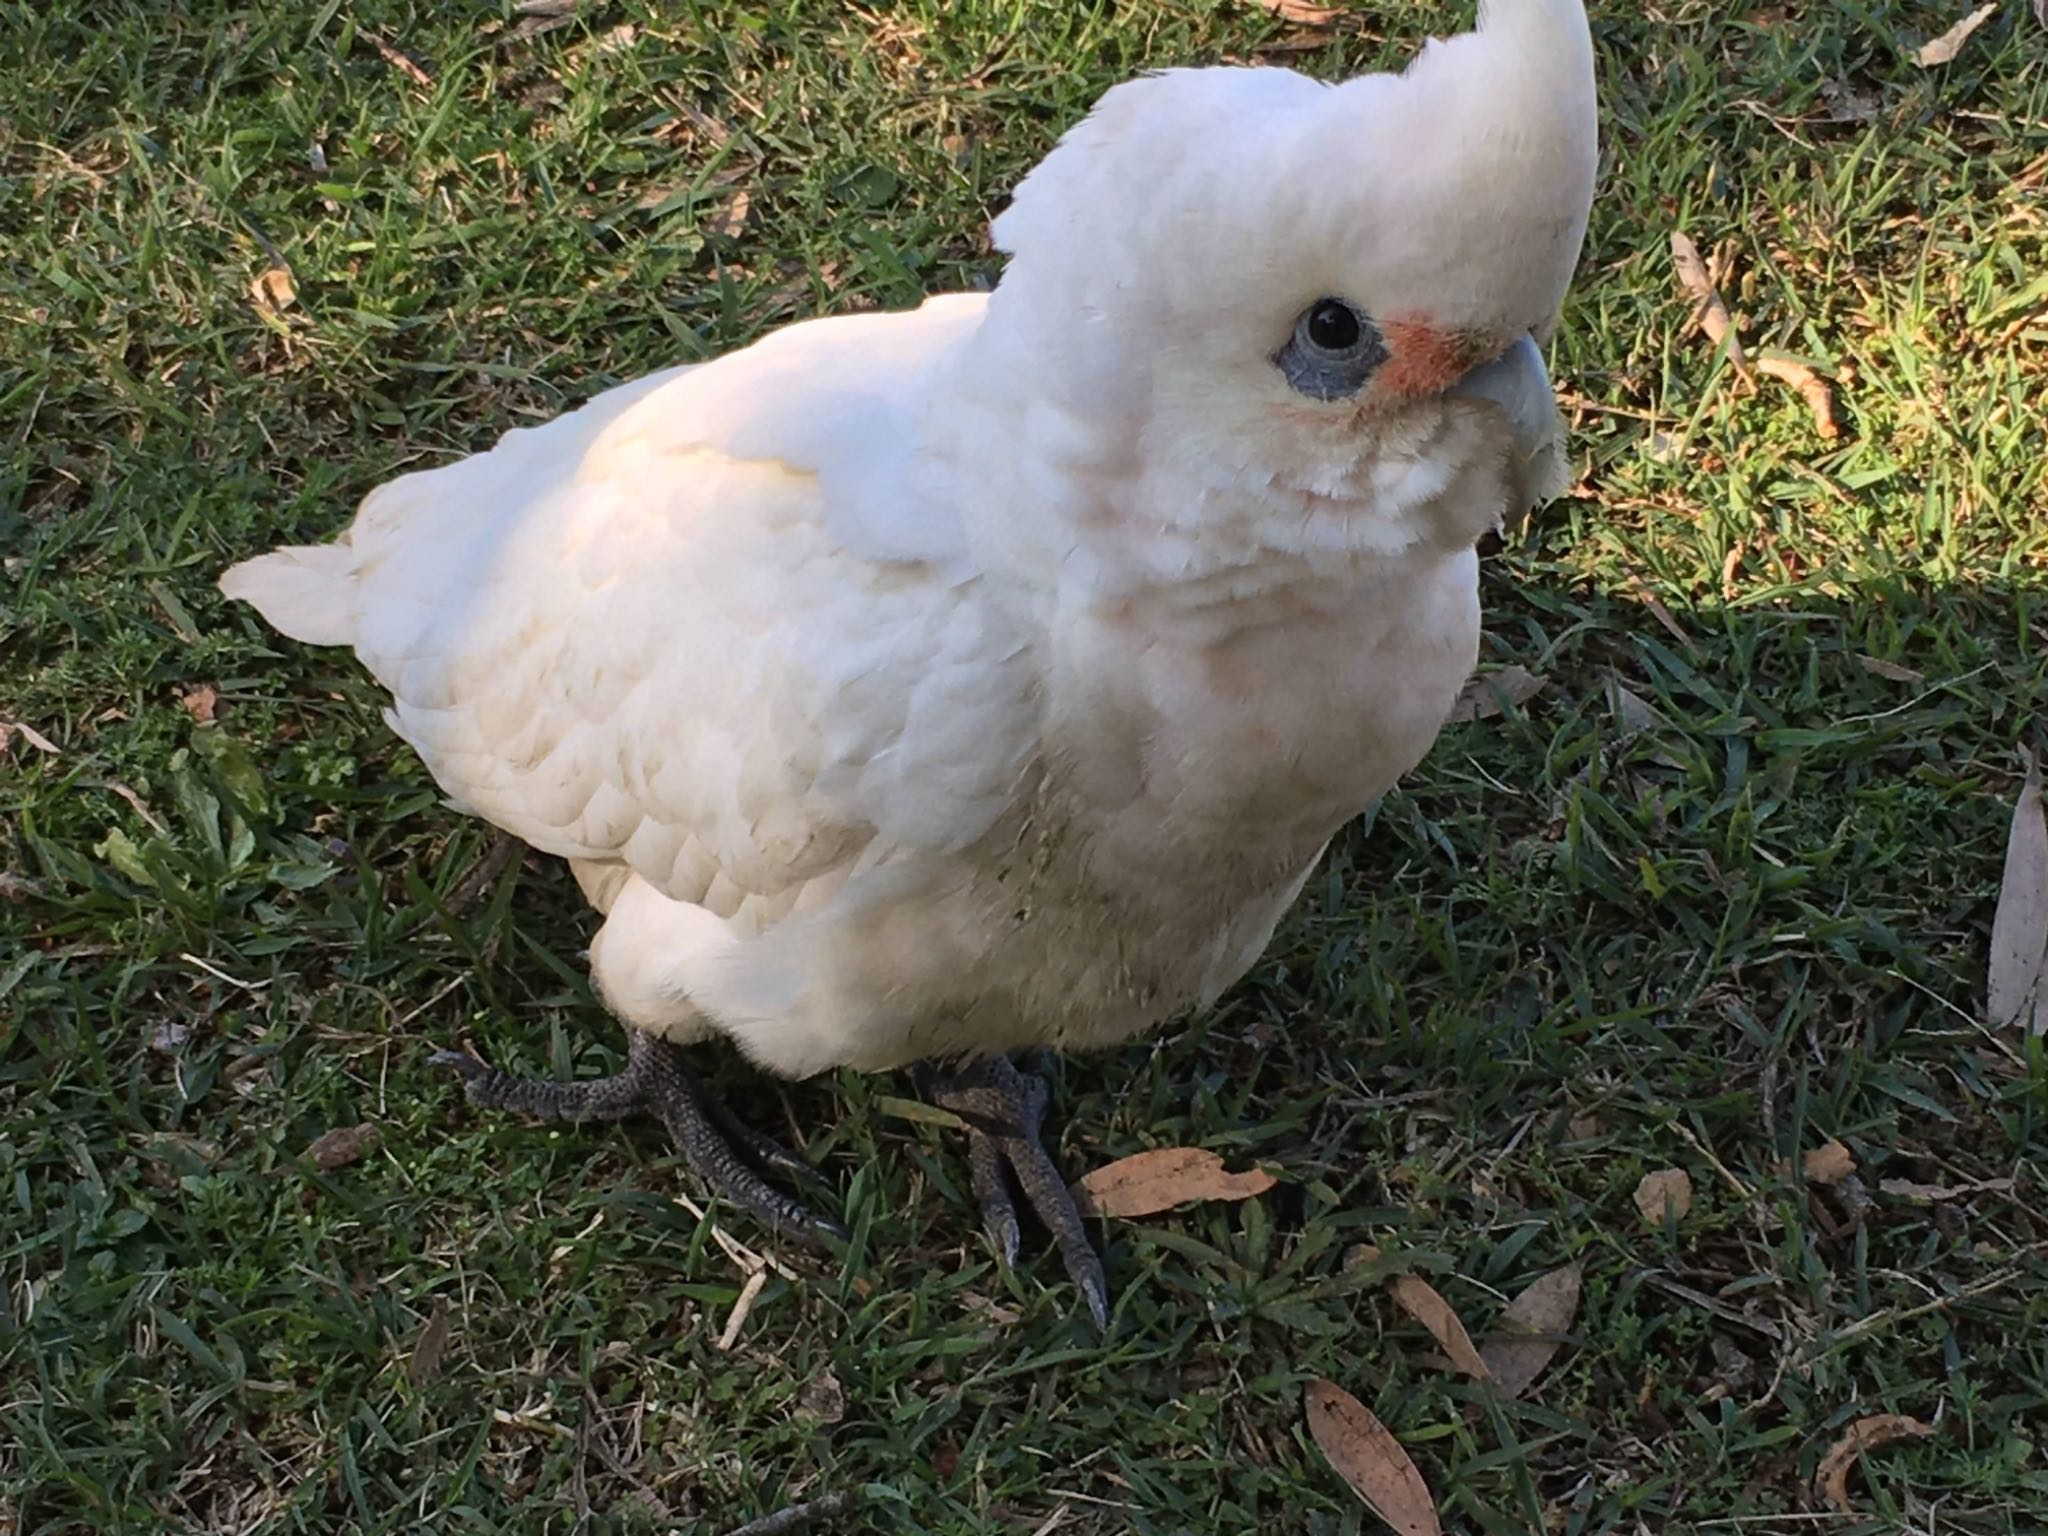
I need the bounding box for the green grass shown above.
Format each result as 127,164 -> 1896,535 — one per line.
4,0 -> 2047,1531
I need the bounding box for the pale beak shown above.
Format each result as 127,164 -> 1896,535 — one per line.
1447,333 -> 1570,521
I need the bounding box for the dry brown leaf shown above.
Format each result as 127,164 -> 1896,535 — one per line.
1803,1139 -> 1856,1185
249,266 -> 297,314
1251,0 -> 1343,24
107,781 -> 168,834
1304,1380 -> 1442,1536
797,1368 -> 847,1424
1478,1264 -> 1582,1399
365,30 -> 435,86
1445,665 -> 1547,724
1,719 -> 61,755
407,1301 -> 451,1386
1857,655 -> 1925,683
1915,4 -> 1998,64
1754,349 -> 1842,439
1670,231 -> 1751,380
1071,1147 -> 1276,1218
1816,1413 -> 1934,1513
306,1122 -> 379,1172
1988,755 -> 2048,1033
705,188 -> 752,239
1633,1167 -> 1694,1227
1390,1276 -> 1490,1381
179,685 -> 219,724
1877,1176 -> 2016,1204
1671,232 -> 1839,437
1607,679 -> 1664,735
1628,577 -> 1693,648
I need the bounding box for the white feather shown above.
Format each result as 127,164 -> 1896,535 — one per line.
221,0 -> 1597,1079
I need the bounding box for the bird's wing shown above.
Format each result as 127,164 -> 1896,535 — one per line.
223,294 -> 1037,922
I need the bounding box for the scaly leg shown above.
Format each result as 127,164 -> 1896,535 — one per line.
432,1030 -> 847,1246
927,1053 -> 1109,1330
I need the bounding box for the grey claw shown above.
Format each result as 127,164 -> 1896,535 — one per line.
1077,1263 -> 1110,1334
989,1205 -> 1022,1269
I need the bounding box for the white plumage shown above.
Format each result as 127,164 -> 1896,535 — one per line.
222,0 -> 1599,1305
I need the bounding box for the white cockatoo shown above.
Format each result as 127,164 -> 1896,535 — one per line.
222,0 -> 1597,1326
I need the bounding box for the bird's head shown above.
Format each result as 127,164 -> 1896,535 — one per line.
978,0 -> 1598,553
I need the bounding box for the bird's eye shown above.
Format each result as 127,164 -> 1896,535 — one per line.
1278,297 -> 1386,400
1305,300 -> 1363,353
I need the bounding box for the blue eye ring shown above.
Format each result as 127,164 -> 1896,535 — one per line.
1278,297 -> 1387,400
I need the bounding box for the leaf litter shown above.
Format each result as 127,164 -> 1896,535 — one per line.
1389,1276 -> 1490,1380
1304,1379 -> 1442,1536
1987,752 -> 2048,1034
1444,665 -> 1546,724
1914,4 -> 1998,65
1802,1139 -> 1857,1185
1070,1147 -> 1275,1218
1633,1167 -> 1695,1227
1670,230 -> 1840,437
1815,1414 -> 1935,1513
305,1123 -> 379,1172
1477,1265 -> 1582,1399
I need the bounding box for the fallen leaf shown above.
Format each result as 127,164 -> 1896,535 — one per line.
1,719 -> 60,754
1071,1147 -> 1276,1218
1754,348 -> 1842,439
407,1301 -> 451,1386
249,266 -> 297,315
1671,231 -> 1839,436
1988,755 -> 2048,1033
1877,1176 -> 2016,1204
1478,1265 -> 1582,1399
1670,230 -> 1751,379
1344,1243 -> 1384,1269
364,29 -> 435,86
1817,77 -> 1880,124
1633,1168 -> 1694,1227
1803,1140 -> 1856,1185
1856,655 -> 1924,683
704,188 -> 752,239
798,1368 -> 847,1424
107,781 -> 168,835
1915,4 -> 1998,65
1816,1414 -> 1934,1513
1445,665 -> 1547,724
1304,1380 -> 1442,1536
306,1123 -> 379,1172
1251,0 -> 1342,23
179,685 -> 218,724
1390,1277 -> 1490,1380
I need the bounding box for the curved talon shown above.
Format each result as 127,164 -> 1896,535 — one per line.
428,1034 -> 845,1244
929,1054 -> 1110,1331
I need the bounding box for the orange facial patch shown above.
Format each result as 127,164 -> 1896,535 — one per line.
1379,318 -> 1489,398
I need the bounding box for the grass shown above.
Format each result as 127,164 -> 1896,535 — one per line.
3,0 -> 2047,1531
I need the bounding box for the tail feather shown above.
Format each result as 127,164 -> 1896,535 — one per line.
217,542 -> 361,647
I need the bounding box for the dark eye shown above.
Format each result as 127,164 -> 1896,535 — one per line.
1306,300 -> 1362,352
1278,297 -> 1386,400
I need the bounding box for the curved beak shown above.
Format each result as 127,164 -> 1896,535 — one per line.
1447,334 -> 1570,522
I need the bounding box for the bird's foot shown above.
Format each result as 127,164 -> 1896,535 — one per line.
432,1031 -> 847,1248
926,1053 -> 1109,1331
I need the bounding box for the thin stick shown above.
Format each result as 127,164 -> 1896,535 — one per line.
718,1491 -> 859,1536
